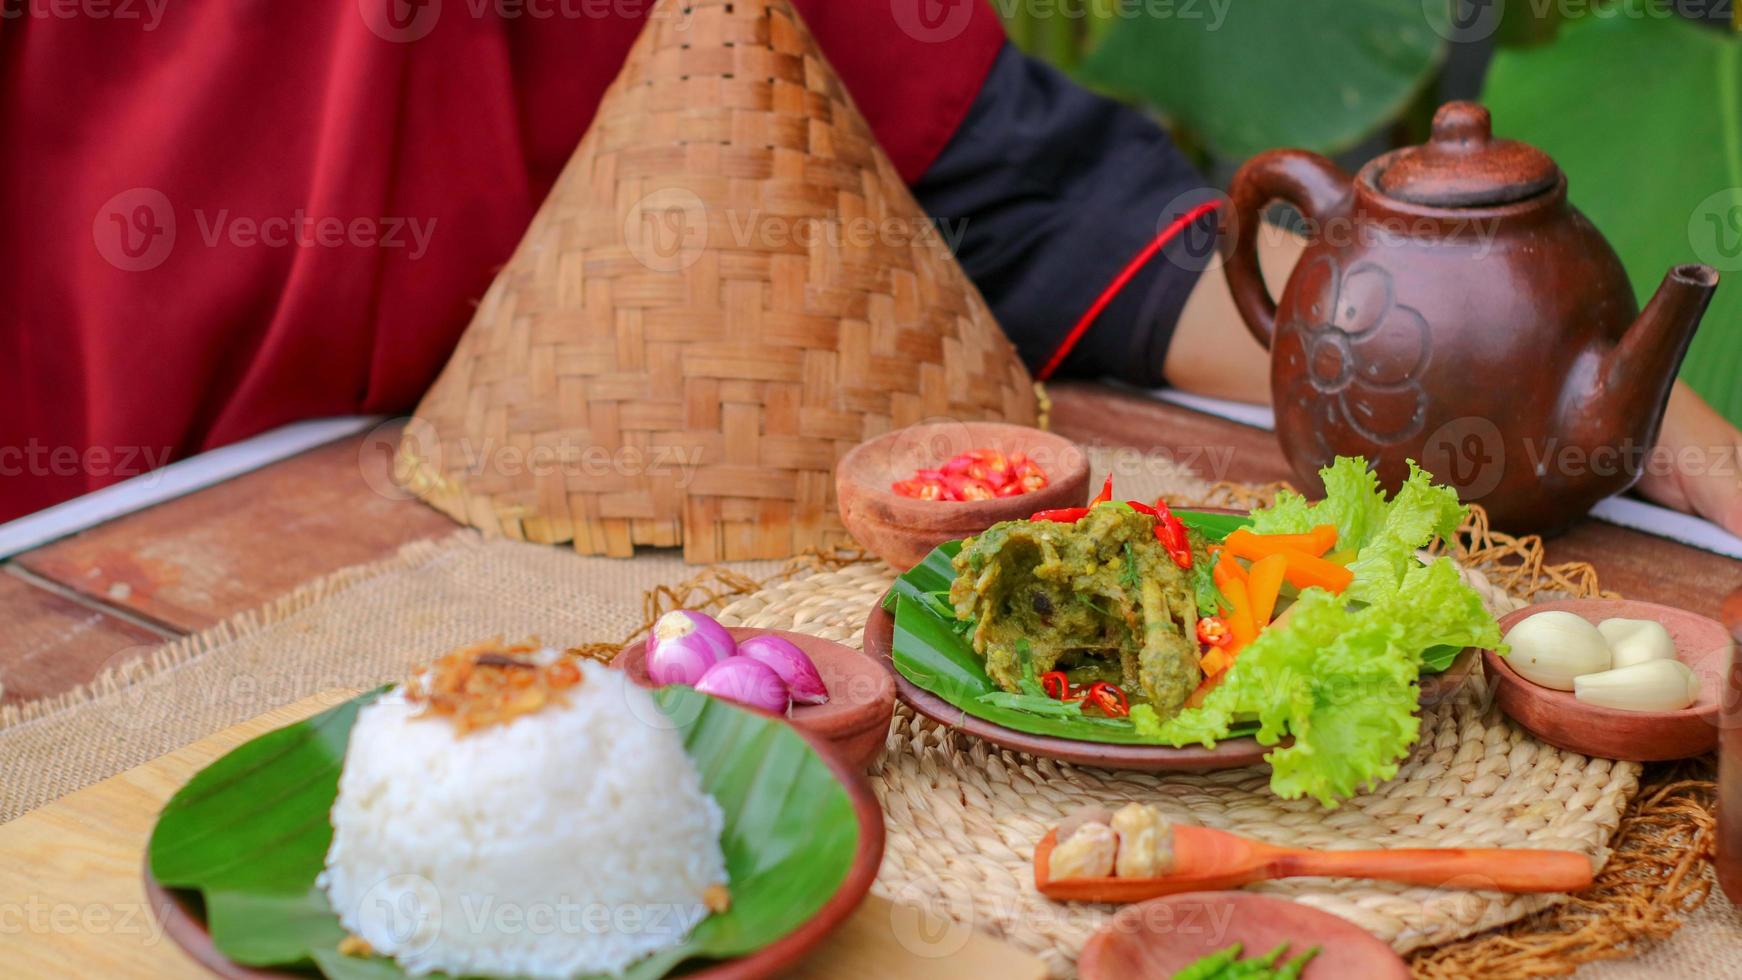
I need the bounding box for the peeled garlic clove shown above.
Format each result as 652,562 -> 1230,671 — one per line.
1503,611 -> 1611,691
1573,659 -> 1700,712
1596,618 -> 1677,670
1111,802 -> 1174,878
1055,804 -> 1114,845
1048,821 -> 1116,879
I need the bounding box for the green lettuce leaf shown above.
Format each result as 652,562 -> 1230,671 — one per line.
1248,457 -> 1466,606
1134,459 -> 1497,806
1135,557 -> 1499,806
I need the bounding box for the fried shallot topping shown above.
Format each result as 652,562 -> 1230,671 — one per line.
703,884 -> 732,914
405,638 -> 584,734
337,934 -> 374,958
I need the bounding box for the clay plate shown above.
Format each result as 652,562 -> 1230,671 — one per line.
861,600 -> 1477,772
616,627 -> 896,770
1076,892 -> 1409,980
1483,598 -> 1733,761
835,421 -> 1090,570
144,706 -> 887,980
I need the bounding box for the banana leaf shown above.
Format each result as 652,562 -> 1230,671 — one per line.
883,509 -> 1261,745
877,505 -> 1485,744
147,685 -> 859,979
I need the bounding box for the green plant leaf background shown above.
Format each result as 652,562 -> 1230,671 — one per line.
1079,0 -> 1449,158
147,685 -> 858,979
1484,14 -> 1742,424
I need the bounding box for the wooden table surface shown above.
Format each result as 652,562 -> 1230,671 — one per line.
4,383 -> 1740,707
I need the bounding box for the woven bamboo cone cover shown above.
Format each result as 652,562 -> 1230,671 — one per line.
397,0 -> 1037,563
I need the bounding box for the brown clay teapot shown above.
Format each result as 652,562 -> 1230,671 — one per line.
1223,101 -> 1719,533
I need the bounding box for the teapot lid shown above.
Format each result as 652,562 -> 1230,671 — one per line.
1373,102 -> 1559,208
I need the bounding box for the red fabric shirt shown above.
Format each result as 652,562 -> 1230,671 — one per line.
0,1 -> 1005,521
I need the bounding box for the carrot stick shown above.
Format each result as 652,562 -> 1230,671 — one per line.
1277,547 -> 1353,594
1212,550 -> 1247,592
1185,670 -> 1225,707
1223,577 -> 1258,649
1224,525 -> 1338,561
1246,553 -> 1288,627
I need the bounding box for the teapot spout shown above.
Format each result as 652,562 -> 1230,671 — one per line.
1591,264 -> 1718,423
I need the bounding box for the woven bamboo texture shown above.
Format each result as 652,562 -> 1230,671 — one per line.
397,0 -> 1036,563
710,560 -> 1645,977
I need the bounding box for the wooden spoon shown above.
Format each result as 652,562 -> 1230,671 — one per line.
1034,825 -> 1594,904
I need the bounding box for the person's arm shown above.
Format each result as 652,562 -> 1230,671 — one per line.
1163,229 -> 1304,402
1637,382 -> 1742,535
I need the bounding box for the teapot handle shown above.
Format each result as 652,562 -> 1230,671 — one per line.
1222,150 -> 1353,349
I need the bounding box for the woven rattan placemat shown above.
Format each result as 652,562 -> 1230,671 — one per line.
0,455 -> 1724,977
715,561 -> 1631,969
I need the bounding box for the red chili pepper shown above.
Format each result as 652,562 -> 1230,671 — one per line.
1085,681 -> 1129,717
1125,500 -> 1158,517
1091,473 -> 1114,505
1150,497 -> 1193,569
1041,671 -> 1070,701
1030,506 -> 1090,523
1197,616 -> 1232,648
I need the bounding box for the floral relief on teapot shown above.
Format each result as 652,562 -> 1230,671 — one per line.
1273,254 -> 1431,458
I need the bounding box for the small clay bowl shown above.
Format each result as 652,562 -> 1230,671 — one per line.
1077,892 -> 1409,980
616,627 -> 896,770
1483,599 -> 1734,761
835,421 -> 1089,570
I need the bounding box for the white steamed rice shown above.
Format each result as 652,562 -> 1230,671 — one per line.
319,658 -> 726,978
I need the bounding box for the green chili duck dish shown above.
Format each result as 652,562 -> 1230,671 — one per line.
951,505 -> 1207,720
878,457 -> 1505,807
